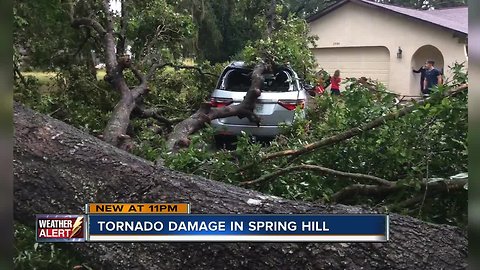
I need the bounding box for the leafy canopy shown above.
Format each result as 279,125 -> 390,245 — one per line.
240,11 -> 318,79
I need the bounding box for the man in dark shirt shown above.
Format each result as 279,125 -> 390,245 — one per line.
412,65 -> 427,94
423,60 -> 443,97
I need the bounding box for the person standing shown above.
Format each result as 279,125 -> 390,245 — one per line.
423,60 -> 442,97
330,70 -> 341,95
412,65 -> 427,94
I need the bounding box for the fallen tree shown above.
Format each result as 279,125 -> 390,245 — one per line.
240,84 -> 468,172
69,0 -> 217,151
239,164 -> 467,204
166,62 -> 267,151
14,103 -> 467,269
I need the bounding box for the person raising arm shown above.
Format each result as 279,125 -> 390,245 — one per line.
423,60 -> 442,97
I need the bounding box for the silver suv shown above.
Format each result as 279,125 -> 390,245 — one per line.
210,62 -> 308,139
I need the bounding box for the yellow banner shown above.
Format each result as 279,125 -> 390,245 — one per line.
87,203 -> 190,214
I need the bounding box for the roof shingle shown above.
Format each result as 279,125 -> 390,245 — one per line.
308,0 -> 468,35
359,0 -> 468,34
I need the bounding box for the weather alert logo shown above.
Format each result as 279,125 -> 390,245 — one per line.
36,214 -> 86,242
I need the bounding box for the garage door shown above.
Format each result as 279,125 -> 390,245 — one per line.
312,46 -> 390,87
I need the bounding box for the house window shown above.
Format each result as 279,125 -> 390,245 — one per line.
464,43 -> 468,60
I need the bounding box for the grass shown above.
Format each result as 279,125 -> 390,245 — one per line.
97,69 -> 106,80
21,70 -> 107,93
24,70 -> 106,82
22,71 -> 57,84
22,57 -> 196,87
183,58 -> 196,66
21,59 -> 195,93
22,71 -> 57,93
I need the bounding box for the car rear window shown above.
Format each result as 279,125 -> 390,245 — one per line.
220,69 -> 296,92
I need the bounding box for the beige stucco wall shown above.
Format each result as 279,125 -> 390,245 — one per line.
308,2 -> 467,95
311,46 -> 391,88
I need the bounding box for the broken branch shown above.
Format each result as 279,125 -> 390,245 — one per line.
71,18 -> 106,35
133,105 -> 184,128
164,62 -> 267,152
240,164 -> 395,187
240,84 -> 468,171
331,178 -> 467,203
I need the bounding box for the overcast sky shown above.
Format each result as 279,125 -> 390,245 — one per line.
110,0 -> 121,13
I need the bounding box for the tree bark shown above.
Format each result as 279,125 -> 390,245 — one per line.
266,0 -> 276,38
14,103 -> 467,270
72,1 -> 149,151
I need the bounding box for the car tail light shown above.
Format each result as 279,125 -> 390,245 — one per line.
278,99 -> 305,111
210,97 -> 233,108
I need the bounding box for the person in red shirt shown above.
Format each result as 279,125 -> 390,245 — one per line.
330,70 -> 341,95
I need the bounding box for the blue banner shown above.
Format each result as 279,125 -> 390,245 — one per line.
87,214 -> 388,242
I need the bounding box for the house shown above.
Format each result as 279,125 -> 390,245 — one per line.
307,0 -> 468,96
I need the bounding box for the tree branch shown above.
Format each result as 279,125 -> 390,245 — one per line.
100,0 -> 119,76
240,164 -> 395,187
144,104 -> 193,113
116,0 -> 128,54
266,0 -> 276,38
133,61 -> 219,99
164,62 -> 268,152
127,64 -> 149,99
132,105 -> 184,128
71,18 -> 106,35
239,84 -> 468,171
331,178 -> 468,203
130,65 -> 146,86
390,194 -> 424,210
331,184 -> 399,202
72,29 -> 93,58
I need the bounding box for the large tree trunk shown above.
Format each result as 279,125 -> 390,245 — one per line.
72,0 -> 148,151
101,82 -> 136,149
14,103 -> 467,270
99,0 -> 137,150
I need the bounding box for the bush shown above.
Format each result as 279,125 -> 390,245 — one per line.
14,66 -> 117,134
14,223 -> 88,269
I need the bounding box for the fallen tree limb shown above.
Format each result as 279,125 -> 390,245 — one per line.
71,3 -> 149,150
71,17 -> 106,35
240,164 -> 394,187
132,104 -> 184,129
240,84 -> 468,172
13,103 -> 467,269
165,62 -> 268,152
389,194 -> 424,210
331,178 -> 468,203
